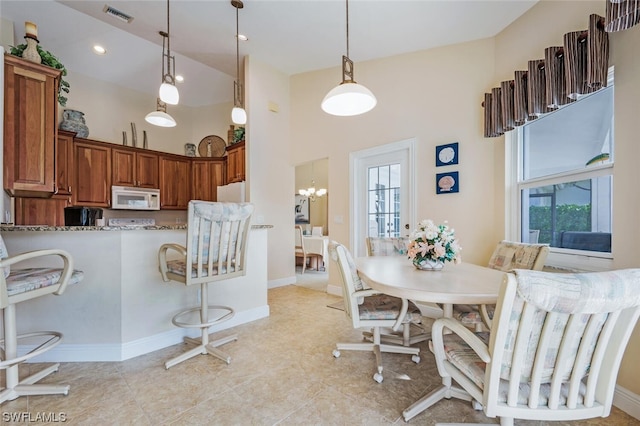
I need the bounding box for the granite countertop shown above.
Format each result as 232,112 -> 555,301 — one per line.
0,224 -> 273,232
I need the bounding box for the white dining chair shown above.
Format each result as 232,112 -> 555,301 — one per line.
329,241 -> 421,383
416,268 -> 640,425
311,226 -> 323,236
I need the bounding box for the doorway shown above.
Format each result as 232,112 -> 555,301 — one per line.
350,139 -> 416,257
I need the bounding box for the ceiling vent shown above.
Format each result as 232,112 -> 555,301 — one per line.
102,5 -> 134,24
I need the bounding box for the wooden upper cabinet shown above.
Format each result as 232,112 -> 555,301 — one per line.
3,54 -> 61,197
192,159 -> 225,201
55,130 -> 75,196
159,154 -> 191,210
112,148 -> 159,189
73,140 -> 112,207
226,141 -> 245,183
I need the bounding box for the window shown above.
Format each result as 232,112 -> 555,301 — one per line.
367,164 -> 401,238
513,73 -> 614,270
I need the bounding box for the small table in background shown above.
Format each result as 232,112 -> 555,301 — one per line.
303,235 -> 329,270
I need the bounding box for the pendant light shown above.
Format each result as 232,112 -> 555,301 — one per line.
158,0 -> 179,105
321,0 -> 376,117
231,0 -> 247,125
145,98 -> 176,127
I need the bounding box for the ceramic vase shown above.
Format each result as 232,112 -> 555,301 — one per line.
22,37 -> 41,64
413,258 -> 444,271
59,109 -> 89,138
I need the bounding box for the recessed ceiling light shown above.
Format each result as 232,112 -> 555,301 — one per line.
93,45 -> 107,55
237,34 -> 248,41
175,75 -> 184,83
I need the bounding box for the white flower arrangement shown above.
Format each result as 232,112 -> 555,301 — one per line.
407,219 -> 462,265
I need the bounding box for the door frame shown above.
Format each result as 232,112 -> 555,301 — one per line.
349,138 -> 417,257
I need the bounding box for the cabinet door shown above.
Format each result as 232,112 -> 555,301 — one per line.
112,148 -> 136,187
191,161 -> 214,201
55,131 -> 74,196
191,160 -> 225,201
226,142 -> 245,183
136,152 -> 159,188
15,197 -> 70,226
3,55 -> 60,197
159,156 -> 190,210
74,142 -> 111,207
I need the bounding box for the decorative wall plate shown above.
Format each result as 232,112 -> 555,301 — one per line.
198,135 -> 226,157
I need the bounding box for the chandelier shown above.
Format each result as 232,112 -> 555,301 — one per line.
298,162 -> 327,202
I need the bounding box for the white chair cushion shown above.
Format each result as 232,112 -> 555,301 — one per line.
6,267 -> 84,297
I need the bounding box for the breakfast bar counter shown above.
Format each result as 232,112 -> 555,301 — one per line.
0,225 -> 271,362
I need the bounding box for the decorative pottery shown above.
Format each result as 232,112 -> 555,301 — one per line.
131,122 -> 137,147
22,37 -> 41,64
413,258 -> 444,271
143,130 -> 148,149
184,143 -> 196,157
122,131 -> 127,146
59,109 -> 89,138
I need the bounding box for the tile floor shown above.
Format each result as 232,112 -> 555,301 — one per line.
1,284 -> 639,425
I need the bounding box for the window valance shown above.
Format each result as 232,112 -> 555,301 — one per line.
483,2 -> 639,139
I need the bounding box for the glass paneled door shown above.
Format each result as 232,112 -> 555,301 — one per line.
351,139 -> 415,257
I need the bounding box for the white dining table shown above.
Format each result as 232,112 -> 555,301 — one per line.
303,235 -> 329,268
354,255 -> 506,421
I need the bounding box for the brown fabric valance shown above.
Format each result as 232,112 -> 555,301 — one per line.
483,14 -> 609,138
606,0 -> 640,32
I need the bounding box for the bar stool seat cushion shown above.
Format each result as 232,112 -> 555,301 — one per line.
6,268 -> 84,297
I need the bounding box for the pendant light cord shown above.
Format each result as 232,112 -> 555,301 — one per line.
236,5 -> 240,84
166,0 -> 171,75
345,0 -> 350,58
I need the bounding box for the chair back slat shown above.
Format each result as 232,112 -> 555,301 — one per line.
568,312 -> 611,408
527,311 -> 559,408
507,302 -> 536,406
583,310 -> 620,406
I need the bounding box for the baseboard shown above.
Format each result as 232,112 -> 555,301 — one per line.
268,275 -> 296,289
614,385 -> 640,420
327,283 -> 342,296
20,305 -> 270,362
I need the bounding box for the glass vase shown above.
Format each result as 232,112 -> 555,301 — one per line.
413,258 -> 444,271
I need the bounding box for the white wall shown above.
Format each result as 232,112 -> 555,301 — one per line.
290,38 -> 499,286
245,56 -> 295,287
64,72 -> 232,156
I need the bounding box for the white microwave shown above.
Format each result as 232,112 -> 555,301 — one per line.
111,186 -> 160,210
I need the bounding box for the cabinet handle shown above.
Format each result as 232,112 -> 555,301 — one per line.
68,186 -> 72,193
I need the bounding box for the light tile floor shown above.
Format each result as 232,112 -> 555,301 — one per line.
1,285 -> 639,425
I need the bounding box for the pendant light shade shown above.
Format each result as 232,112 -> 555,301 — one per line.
232,106 -> 247,125
159,81 -> 179,105
322,0 -> 376,117
321,80 -> 377,117
145,98 -> 176,127
158,0 -> 179,105
231,0 -> 247,125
